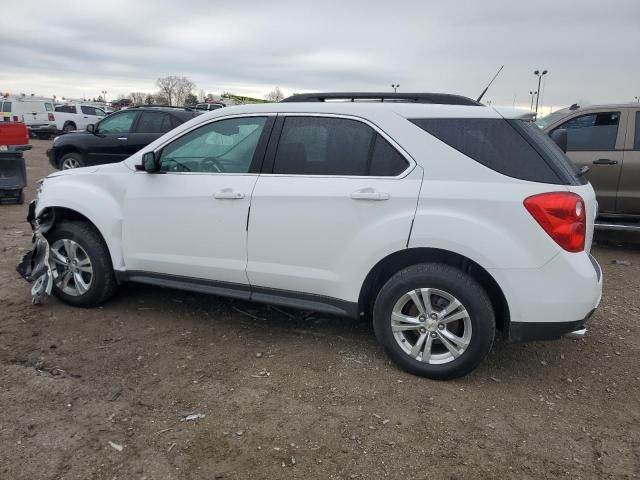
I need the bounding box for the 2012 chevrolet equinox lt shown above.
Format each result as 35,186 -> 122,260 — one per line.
18,92 -> 602,380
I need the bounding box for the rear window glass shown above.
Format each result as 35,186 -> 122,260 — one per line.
370,134 -> 409,176
410,118 -> 578,185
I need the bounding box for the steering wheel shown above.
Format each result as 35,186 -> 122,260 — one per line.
201,157 -> 224,173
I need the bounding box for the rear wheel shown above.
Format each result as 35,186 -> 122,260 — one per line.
59,153 -> 84,169
63,122 -> 76,133
46,221 -> 118,307
373,263 -> 495,380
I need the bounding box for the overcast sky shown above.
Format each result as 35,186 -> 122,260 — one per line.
2,0 -> 638,112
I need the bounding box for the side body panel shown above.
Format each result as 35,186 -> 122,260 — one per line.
618,108 -> 640,215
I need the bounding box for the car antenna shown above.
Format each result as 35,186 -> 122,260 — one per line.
476,65 -> 504,103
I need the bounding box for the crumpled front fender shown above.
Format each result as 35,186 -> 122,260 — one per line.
16,200 -> 54,304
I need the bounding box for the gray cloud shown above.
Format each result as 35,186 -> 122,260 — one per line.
2,0 -> 639,111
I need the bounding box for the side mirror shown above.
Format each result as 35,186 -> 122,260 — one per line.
550,129 -> 568,153
141,151 -> 159,173
86,124 -> 95,134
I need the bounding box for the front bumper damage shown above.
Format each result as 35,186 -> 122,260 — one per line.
16,200 -> 54,304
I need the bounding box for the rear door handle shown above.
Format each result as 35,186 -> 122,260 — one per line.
351,188 -> 390,201
214,188 -> 245,199
593,159 -> 618,165
117,137 -> 128,141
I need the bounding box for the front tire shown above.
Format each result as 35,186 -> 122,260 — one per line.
59,153 -> 84,169
373,263 -> 495,380
46,221 -> 118,307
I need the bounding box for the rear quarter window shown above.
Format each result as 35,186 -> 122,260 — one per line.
410,118 -> 581,185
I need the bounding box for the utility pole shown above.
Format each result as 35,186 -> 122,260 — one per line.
635,96 -> 640,103
391,84 -> 400,93
533,70 -> 548,118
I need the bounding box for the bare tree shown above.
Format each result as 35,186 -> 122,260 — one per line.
129,92 -> 147,105
144,93 -> 154,104
156,76 -> 196,106
264,87 -> 284,102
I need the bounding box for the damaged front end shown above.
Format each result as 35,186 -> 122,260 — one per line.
16,200 -> 55,304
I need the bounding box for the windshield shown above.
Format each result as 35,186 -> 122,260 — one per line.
535,110 -> 570,129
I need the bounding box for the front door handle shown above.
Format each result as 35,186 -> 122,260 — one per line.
593,159 -> 618,165
117,137 -> 128,141
351,188 -> 390,201
214,188 -> 245,200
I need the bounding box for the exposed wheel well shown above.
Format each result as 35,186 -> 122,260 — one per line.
358,248 -> 510,335
63,121 -> 76,128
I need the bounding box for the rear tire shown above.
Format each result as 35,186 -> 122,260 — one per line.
46,221 -> 118,307
63,122 -> 76,133
59,153 -> 84,169
373,263 -> 495,380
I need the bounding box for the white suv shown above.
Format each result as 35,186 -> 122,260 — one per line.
18,92 -> 602,379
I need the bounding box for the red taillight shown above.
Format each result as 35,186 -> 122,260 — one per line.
48,113 -> 55,121
524,192 -> 586,253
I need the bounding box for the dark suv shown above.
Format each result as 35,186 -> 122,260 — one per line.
47,106 -> 202,169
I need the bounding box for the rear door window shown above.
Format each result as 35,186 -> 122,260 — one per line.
555,112 -> 620,151
81,106 -> 97,115
272,116 -> 408,176
97,111 -> 138,134
136,112 -> 173,133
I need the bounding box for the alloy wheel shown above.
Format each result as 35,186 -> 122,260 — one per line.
391,288 -> 472,364
49,239 -> 93,296
61,157 -> 81,169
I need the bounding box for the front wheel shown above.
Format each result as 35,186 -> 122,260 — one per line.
46,221 -> 118,307
59,153 -> 84,170
373,263 -> 495,380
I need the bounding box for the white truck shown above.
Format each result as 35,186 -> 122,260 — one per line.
1,96 -> 57,139
53,103 -> 107,134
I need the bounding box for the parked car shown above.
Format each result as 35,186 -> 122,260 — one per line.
47,106 -> 201,169
19,92 -> 602,379
1,96 -> 56,139
540,103 -> 640,223
194,102 -> 225,111
53,103 -> 107,133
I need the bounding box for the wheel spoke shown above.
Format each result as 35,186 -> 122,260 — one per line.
408,290 -> 426,316
440,328 -> 469,349
440,309 -> 469,325
58,270 -> 73,290
391,311 -> 421,332
438,298 -> 462,319
410,332 -> 428,358
62,239 -> 77,262
437,330 -> 467,358
74,272 -> 89,295
50,248 -> 68,266
421,334 -> 434,363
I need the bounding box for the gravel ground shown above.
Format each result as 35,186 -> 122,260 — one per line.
1,140 -> 639,479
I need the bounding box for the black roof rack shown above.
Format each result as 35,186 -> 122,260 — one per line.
281,92 -> 481,106
128,105 -> 195,111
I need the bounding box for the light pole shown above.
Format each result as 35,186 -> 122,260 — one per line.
391,84 -> 400,93
101,90 -> 107,103
533,70 -> 547,118
529,91 -> 537,112
635,96 -> 640,103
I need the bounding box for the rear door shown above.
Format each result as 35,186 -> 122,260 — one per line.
87,110 -> 139,164
247,115 -> 422,304
127,111 -> 176,155
617,109 -> 640,215
551,109 -> 627,213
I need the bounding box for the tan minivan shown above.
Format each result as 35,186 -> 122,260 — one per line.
539,104 -> 640,220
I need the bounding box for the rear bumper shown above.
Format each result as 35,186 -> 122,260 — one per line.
27,124 -> 56,135
508,309 -> 595,342
490,251 -> 602,342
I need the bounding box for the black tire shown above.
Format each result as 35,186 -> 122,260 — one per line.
373,263 -> 495,380
63,122 -> 76,133
58,152 -> 84,169
46,221 -> 118,307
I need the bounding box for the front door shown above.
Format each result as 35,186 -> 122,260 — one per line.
122,115 -> 273,285
247,115 -> 422,303
552,109 -> 627,213
88,110 -> 140,164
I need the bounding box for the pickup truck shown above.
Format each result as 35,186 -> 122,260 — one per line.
540,103 -> 640,230
53,103 -> 106,133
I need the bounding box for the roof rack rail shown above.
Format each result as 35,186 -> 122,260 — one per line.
281,92 -> 482,106
129,104 -> 195,111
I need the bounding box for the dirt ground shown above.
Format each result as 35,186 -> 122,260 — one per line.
1,140 -> 639,480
